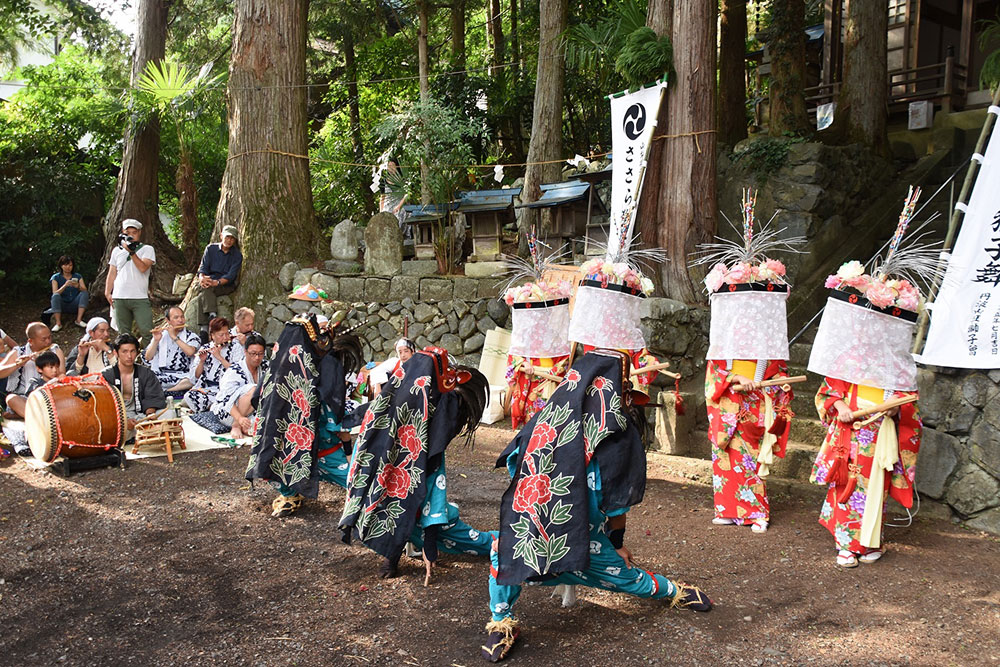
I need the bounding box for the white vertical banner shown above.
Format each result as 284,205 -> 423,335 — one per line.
917,118 -> 1000,369
607,80 -> 668,261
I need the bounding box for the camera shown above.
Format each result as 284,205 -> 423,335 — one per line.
118,233 -> 141,253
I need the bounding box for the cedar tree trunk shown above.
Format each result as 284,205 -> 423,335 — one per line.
718,0 -> 748,146
97,0 -> 184,303
638,0 -> 717,303
217,0 -> 321,308
451,0 -> 466,71
417,0 -> 432,204
821,0 -> 889,154
520,0 -> 566,247
489,0 -> 505,73
766,0 -> 810,136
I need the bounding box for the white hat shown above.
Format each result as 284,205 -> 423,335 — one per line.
121,218 -> 142,230
85,316 -> 108,333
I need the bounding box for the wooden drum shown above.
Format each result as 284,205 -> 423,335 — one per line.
24,376 -> 126,462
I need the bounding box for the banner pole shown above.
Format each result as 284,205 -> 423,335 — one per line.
913,86 -> 1000,354
621,84 -> 669,248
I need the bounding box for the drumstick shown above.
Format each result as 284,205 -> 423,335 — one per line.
850,395 -> 918,421
135,406 -> 171,424
630,362 -> 681,380
732,375 -> 808,392
524,365 -> 563,383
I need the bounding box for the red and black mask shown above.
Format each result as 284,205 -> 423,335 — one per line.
418,346 -> 472,393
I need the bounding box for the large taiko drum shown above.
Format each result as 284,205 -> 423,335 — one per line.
24,375 -> 126,462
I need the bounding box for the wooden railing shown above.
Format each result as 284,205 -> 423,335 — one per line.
788,56 -> 967,126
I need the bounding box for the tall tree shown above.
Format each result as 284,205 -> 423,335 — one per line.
214,0 -> 321,305
96,0 -> 184,301
718,0 -> 748,146
450,0 -> 466,71
509,0 -> 519,78
488,0 -> 505,73
766,0 -> 810,136
520,0 -> 566,245
638,0 -> 717,303
417,0 -> 432,203
821,0 -> 889,154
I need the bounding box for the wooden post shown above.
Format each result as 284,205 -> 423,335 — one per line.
943,56 -> 954,114
913,86 -> 1000,354
822,0 -> 843,85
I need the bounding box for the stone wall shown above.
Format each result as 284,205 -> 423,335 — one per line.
254,262 -> 513,362
915,368 -> 1000,534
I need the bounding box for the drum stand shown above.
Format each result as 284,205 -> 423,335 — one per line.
48,449 -> 127,477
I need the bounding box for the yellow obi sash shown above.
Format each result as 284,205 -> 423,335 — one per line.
853,388 -> 898,550
730,359 -> 757,379
856,384 -> 884,405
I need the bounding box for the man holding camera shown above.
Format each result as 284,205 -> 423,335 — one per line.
105,219 -> 156,344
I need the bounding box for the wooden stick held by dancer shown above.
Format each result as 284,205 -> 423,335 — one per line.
849,394 -> 918,421
732,375 -> 808,392
630,361 -> 681,379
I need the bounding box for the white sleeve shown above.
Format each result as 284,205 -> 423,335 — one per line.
140,245 -> 156,263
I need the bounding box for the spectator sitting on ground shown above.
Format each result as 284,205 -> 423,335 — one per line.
105,218 -> 156,344
182,317 -> 242,412
209,333 -> 267,439
102,333 -> 167,437
192,225 -> 243,341
0,322 -> 65,418
145,306 -> 200,390
49,255 -> 89,332
66,317 -> 116,376
229,306 -> 257,349
24,350 -> 64,394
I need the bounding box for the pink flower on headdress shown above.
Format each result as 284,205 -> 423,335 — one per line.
705,263 -> 728,293
824,274 -> 841,289
843,273 -> 872,291
725,262 -> 751,285
758,259 -> 786,282
865,280 -> 896,308
897,293 -> 919,311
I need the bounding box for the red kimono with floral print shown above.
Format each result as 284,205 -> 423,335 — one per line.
506,354 -> 569,430
810,378 -> 921,554
705,359 -> 794,522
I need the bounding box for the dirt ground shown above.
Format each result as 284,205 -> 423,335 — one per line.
2,297 -> 1000,666
1,424 -> 998,667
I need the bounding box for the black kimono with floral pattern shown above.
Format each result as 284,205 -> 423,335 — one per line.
339,352 -> 466,561
245,319 -> 347,498
495,350 -> 647,586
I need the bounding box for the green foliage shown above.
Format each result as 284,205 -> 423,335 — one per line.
0,44 -> 126,289
979,13 -> 1000,91
562,0 -> 647,88
729,135 -> 804,181
614,26 -> 672,87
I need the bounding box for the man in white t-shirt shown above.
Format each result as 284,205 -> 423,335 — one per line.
104,218 -> 157,344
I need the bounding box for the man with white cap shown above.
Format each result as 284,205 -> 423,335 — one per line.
105,218 -> 156,344
66,316 -> 116,375
192,225 -> 243,341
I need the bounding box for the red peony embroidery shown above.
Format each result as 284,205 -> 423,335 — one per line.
512,473 -> 552,512
378,463 -> 412,499
525,421 -> 557,455
286,422 -> 314,451
288,345 -> 301,357
359,410 -> 375,437
392,363 -> 405,380
413,376 -> 429,389
565,369 -> 581,383
292,388 -> 310,416
592,377 -> 607,390
398,423 -> 423,460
